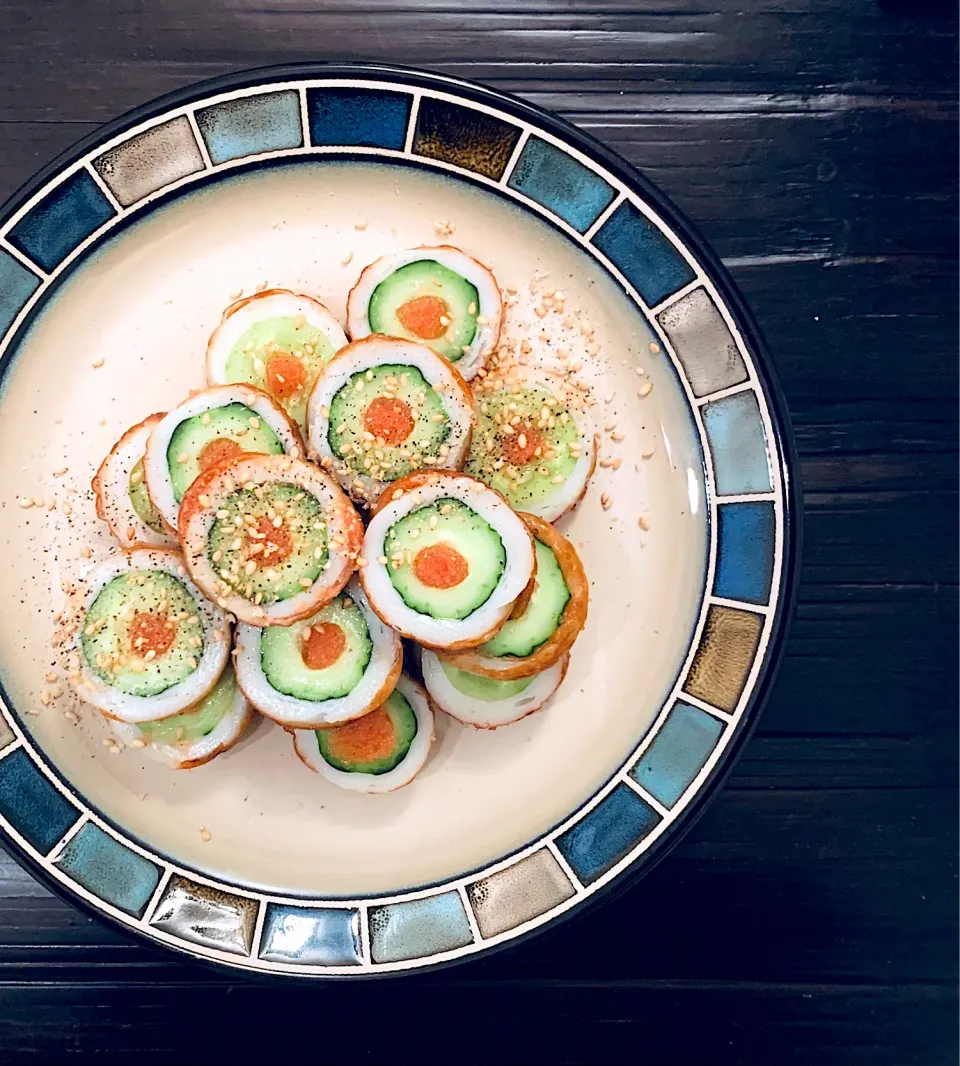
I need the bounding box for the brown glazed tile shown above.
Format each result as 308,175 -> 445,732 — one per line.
93,117 -> 206,207
685,605 -> 764,714
413,98 -> 522,181
468,849 -> 575,939
150,875 -> 258,956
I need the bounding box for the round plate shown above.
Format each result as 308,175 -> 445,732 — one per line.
0,64 -> 799,976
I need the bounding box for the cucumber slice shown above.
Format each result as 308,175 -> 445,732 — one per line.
166,402 -> 284,501
327,363 -> 449,482
260,596 -> 372,701
80,570 -> 205,697
206,482 -> 329,605
316,689 -> 417,774
386,498 -> 505,619
128,457 -> 165,533
438,660 -> 534,701
368,260 -> 478,363
138,666 -> 237,745
465,387 -> 580,510
481,539 -> 570,657
224,315 -> 337,429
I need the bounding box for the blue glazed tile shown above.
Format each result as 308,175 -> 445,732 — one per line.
369,891 -> 473,964
196,91 -> 304,165
307,88 -> 411,150
507,136 -> 615,233
701,390 -> 772,495
0,748 -> 79,854
592,200 -> 695,307
630,702 -> 725,808
714,501 -> 776,604
0,249 -> 40,335
54,821 -> 160,917
556,784 -> 661,885
7,170 -> 116,273
259,904 -> 361,966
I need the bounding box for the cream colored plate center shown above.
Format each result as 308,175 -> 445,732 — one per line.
0,162 -> 707,895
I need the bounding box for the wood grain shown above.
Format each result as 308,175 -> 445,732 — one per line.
0,0 -> 955,1063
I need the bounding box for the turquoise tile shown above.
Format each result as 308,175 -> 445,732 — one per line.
7,170 -> 115,273
369,891 -> 473,963
307,87 -> 411,150
259,904 -> 361,966
630,702 -> 725,808
0,248 -> 40,335
54,821 -> 160,917
592,200 -> 695,307
702,390 -> 772,495
507,136 -> 615,233
715,501 -> 776,604
196,91 -> 303,165
556,785 -> 661,885
0,747 -> 80,855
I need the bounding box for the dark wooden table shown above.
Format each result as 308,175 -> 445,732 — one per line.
0,2 -> 956,1064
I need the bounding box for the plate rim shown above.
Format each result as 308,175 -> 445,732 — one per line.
0,60 -> 802,978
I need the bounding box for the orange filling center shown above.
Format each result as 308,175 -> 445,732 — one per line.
198,437 -> 244,473
412,542 -> 469,589
396,294 -> 449,340
265,352 -> 307,400
255,516 -> 293,566
301,622 -> 347,671
127,612 -> 176,658
324,704 -> 397,764
362,395 -> 416,446
502,424 -> 543,467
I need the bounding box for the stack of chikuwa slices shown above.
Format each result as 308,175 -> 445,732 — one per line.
72,245 -> 596,792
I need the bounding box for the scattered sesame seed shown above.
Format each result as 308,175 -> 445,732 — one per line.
176,452 -> 189,463
638,515 -> 650,531
52,466 -> 68,477
611,431 -> 625,442
79,546 -> 92,559
642,447 -> 656,459
17,497 -> 33,509
91,357 -> 105,369
638,382 -> 653,398
229,288 -> 243,299
354,220 -> 367,231
299,577 -> 313,587
341,251 -> 354,266
612,457 -> 622,471
199,828 -> 212,842
61,500 -> 73,516
649,342 -> 661,354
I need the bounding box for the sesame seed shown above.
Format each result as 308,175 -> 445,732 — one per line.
17,498 -> 33,509
642,448 -> 656,459
249,417 -> 260,429
551,474 -> 564,484
600,493 -> 612,510
91,357 -> 105,369
341,251 -> 354,266
176,452 -> 189,463
638,382 -> 653,397
377,555 -> 388,564
201,412 -> 211,425
649,342 -> 661,354
293,313 -> 305,329
611,432 -> 625,442
638,515 -> 650,530
354,220 -> 367,230
299,577 -> 313,588
199,828 -> 212,842
79,546 -> 93,559
53,466 -> 68,477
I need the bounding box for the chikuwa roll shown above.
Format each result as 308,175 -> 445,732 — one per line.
306,335 -> 475,507
92,413 -> 177,549
143,384 -> 304,533
465,363 -> 598,521
346,246 -> 502,380
178,453 -> 363,627
360,472 -> 535,651
69,548 -> 231,723
233,579 -> 402,729
439,513 -> 588,680
421,648 -> 568,729
108,665 -> 252,768
206,289 -> 348,431
292,674 -> 434,793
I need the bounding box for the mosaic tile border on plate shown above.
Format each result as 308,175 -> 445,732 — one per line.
0,71 -> 788,976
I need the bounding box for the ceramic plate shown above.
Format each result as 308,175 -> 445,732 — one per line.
0,64 -> 798,976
